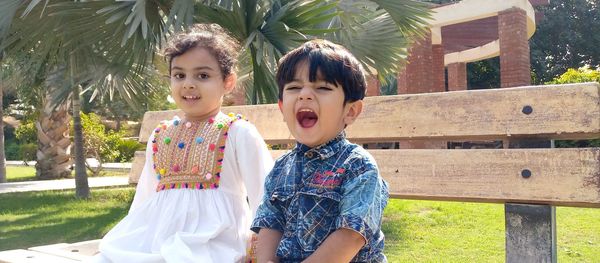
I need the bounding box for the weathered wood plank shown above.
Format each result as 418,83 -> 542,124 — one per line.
128,151 -> 146,184
0,249 -> 79,263
373,148 -> 600,208
129,148 -> 600,207
138,83 -> 600,143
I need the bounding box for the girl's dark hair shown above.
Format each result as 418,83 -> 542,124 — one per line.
163,24 -> 240,78
276,39 -> 367,103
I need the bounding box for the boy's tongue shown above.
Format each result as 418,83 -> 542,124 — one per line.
297,111 -> 318,128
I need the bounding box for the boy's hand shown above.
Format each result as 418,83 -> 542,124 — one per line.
256,228 -> 283,263
302,228 -> 365,263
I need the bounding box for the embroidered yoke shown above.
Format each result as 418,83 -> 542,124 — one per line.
152,113 -> 244,191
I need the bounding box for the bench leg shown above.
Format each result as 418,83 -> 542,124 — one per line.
505,203 -> 557,263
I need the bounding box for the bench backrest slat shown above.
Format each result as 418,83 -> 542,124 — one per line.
138,83 -> 600,143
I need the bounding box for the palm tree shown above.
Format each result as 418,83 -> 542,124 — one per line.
0,0 -> 430,192
0,52 -> 6,183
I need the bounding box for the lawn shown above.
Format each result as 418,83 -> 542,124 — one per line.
5,166 -> 129,182
0,187 -> 135,250
1,188 -> 599,262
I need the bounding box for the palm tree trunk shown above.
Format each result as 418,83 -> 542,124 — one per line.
35,93 -> 73,179
71,66 -> 89,198
0,52 -> 6,183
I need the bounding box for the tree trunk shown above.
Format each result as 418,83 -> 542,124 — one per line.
71,75 -> 89,197
35,91 -> 72,179
0,52 -> 6,183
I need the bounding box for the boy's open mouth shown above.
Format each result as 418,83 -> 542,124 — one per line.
296,109 -> 318,128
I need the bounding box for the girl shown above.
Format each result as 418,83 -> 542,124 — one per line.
94,24 -> 273,262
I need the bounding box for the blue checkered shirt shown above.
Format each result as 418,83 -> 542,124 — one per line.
251,133 -> 389,262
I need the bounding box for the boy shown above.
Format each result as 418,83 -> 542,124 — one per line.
251,39 -> 389,262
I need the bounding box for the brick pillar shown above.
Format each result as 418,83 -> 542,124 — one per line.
432,44 -> 446,92
499,8 -> 531,88
397,32 -> 434,94
447,62 -> 467,91
365,74 -> 380,97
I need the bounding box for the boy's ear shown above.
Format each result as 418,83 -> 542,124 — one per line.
343,100 -> 363,126
223,73 -> 237,94
278,100 -> 283,113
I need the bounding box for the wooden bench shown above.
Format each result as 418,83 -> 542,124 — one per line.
129,82 -> 600,262
3,83 -> 597,262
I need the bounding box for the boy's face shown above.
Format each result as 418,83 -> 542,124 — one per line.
170,47 -> 235,121
278,60 -> 362,147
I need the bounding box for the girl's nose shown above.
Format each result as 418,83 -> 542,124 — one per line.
183,78 -> 196,89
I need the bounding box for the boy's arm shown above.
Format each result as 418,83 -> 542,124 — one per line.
308,168 -> 388,262
301,228 -> 365,263
256,228 -> 283,263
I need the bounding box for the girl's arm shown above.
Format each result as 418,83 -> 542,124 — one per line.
257,228 -> 283,263
129,133 -> 159,212
302,228 -> 364,263
233,121 -> 274,218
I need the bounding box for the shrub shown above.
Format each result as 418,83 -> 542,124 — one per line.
115,139 -> 144,163
19,143 -> 37,163
15,122 -> 37,144
5,141 -> 20,160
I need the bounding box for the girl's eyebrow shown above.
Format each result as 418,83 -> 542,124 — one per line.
170,66 -> 216,71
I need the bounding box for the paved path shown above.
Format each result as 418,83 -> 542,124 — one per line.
0,176 -> 130,194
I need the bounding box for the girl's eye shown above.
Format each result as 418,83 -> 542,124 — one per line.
318,86 -> 332,91
285,86 -> 300,91
198,73 -> 209,79
173,73 -> 185,79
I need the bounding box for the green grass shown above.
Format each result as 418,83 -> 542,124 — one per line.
6,166 -> 37,182
0,189 -> 598,261
6,166 -> 130,182
0,186 -> 135,251
383,199 -> 600,262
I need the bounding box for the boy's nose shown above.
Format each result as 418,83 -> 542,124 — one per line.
298,87 -> 314,100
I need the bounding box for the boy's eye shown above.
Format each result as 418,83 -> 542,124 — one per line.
173,73 -> 185,79
318,86 -> 332,91
285,86 -> 301,91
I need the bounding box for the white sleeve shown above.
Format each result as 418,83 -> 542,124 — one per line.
129,133 -> 159,213
233,121 -> 273,219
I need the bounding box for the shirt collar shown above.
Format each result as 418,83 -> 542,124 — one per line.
294,131 -> 347,160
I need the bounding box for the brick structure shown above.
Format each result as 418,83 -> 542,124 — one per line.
365,74 -> 381,97
432,44 -> 446,92
447,62 -> 467,91
499,8 -> 531,88
397,32 -> 435,94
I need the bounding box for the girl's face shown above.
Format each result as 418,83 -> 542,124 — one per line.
170,47 -> 235,121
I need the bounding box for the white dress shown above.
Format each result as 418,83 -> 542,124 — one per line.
92,112 -> 273,263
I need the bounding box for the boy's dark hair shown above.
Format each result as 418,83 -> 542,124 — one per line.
163,24 -> 240,78
276,39 -> 367,103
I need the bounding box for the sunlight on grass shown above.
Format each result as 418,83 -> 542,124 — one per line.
6,166 -> 130,182
0,186 -> 135,251
6,166 -> 37,182
383,199 -> 600,262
